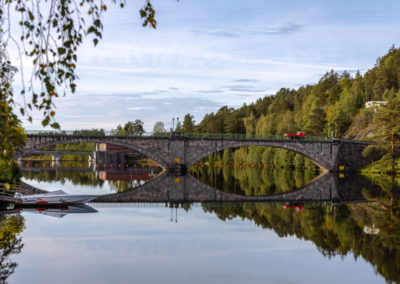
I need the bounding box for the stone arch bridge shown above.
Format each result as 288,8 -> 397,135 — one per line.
18,133 -> 375,172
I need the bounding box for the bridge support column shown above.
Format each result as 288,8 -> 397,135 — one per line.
167,139 -> 187,175
52,153 -> 61,162
88,152 -> 96,163
330,140 -> 379,172
95,151 -> 126,165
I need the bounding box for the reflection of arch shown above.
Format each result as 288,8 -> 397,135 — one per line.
19,171 -> 372,203
93,172 -> 342,203
20,138 -> 168,168
186,140 -> 330,170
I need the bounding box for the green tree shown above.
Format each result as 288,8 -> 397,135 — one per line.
175,117 -> 182,133
304,104 -> 326,136
224,110 -> 245,134
113,120 -> 145,136
132,119 -> 145,135
182,114 -> 195,133
373,99 -> 400,172
243,112 -> 256,135
0,45 -> 26,184
72,129 -> 105,136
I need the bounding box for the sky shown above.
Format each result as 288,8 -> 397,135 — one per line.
9,0 -> 400,131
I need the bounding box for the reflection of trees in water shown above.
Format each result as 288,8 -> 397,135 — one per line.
21,168 -> 160,192
21,170 -> 104,187
190,166 -> 318,196
107,179 -> 144,192
0,214 -> 25,283
202,179 -> 400,283
358,175 -> 400,282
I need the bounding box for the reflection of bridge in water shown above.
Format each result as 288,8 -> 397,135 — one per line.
90,172 -> 379,204
14,172 -> 380,222
16,158 -> 381,205
18,161 -> 163,182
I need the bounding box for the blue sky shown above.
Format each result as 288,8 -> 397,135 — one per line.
12,0 -> 400,131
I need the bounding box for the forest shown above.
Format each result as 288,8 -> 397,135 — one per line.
180,46 -> 400,170
186,45 -> 400,138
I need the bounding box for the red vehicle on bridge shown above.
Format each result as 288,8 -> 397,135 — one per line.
283,202 -> 304,211
284,131 -> 305,139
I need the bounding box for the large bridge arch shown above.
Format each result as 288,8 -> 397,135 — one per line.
19,136 -> 170,169
184,139 -> 334,170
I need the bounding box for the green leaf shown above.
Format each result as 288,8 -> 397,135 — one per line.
50,122 -> 60,129
93,19 -> 101,28
42,116 -> 50,127
28,11 -> 34,21
87,26 -> 96,34
70,83 -> 76,92
57,47 -> 66,55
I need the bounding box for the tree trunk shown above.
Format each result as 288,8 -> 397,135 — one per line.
392,132 -> 395,174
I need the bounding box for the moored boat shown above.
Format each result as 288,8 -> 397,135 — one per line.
15,190 -> 98,205
23,204 -> 98,218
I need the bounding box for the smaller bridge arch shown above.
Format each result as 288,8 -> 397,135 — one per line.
19,136 -> 170,169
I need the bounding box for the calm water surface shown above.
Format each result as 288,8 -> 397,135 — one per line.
9,205 -> 384,284
1,165 -> 398,283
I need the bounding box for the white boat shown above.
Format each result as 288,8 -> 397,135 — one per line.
23,204 -> 98,218
15,190 -> 98,205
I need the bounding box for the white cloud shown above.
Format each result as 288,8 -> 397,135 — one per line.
9,0 -> 400,130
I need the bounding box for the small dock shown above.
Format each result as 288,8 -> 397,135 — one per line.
1,180 -> 47,204
0,192 -> 22,204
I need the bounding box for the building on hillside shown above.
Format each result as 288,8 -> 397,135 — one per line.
365,101 -> 387,108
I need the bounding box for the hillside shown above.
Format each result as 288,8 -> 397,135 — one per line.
187,45 -> 400,139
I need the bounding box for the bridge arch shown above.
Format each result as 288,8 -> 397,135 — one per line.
19,137 -> 169,169
185,140 -> 332,171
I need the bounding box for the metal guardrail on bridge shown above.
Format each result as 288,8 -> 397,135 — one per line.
25,130 -> 333,142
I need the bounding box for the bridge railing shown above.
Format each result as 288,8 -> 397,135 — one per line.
25,130 -> 332,141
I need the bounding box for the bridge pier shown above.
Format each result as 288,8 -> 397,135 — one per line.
51,153 -> 61,163
167,163 -> 187,175
95,151 -> 126,165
